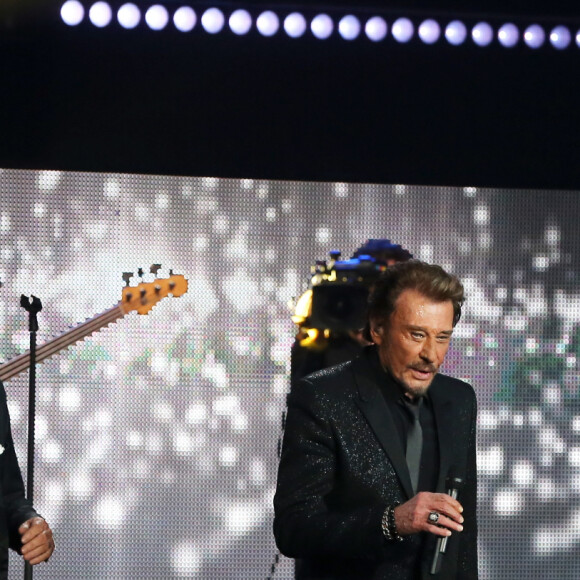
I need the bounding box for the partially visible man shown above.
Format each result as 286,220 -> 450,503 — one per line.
0,383 -> 54,577
274,260 -> 477,579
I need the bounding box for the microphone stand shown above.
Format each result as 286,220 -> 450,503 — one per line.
20,295 -> 42,580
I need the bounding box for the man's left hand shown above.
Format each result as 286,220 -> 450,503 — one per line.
19,517 -> 54,565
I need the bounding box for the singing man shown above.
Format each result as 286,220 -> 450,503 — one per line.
274,260 -> 477,579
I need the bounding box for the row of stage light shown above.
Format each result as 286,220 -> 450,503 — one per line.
61,2 -> 580,50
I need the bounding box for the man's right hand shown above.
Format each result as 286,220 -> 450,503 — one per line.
19,517 -> 54,565
394,492 -> 464,537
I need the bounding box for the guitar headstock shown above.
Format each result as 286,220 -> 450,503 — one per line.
120,273 -> 188,315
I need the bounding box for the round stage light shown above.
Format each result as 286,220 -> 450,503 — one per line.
117,3 -> 140,29
338,15 -> 361,41
445,20 -> 467,46
284,12 -> 307,38
472,22 -> 493,46
498,23 -> 519,47
311,14 -> 333,39
365,16 -> 388,42
89,2 -> 112,28
229,9 -> 252,36
523,24 -> 545,49
145,5 -> 168,30
550,26 -> 571,49
173,6 -> 196,32
392,17 -> 414,43
256,11 -> 279,36
201,7 -> 225,34
61,0 -> 84,26
418,19 -> 440,44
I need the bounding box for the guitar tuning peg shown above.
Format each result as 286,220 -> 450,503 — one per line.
122,272 -> 133,286
150,264 -> 162,275
169,269 -> 174,276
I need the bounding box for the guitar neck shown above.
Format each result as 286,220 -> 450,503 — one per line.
0,303 -> 126,383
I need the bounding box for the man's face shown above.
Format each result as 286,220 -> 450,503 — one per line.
370,288 -> 454,398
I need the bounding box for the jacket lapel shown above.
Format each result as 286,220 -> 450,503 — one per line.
429,377 -> 456,493
351,353 -> 415,499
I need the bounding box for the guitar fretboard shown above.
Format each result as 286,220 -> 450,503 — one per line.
0,303 -> 125,383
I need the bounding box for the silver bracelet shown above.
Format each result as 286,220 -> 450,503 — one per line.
381,504 -> 403,542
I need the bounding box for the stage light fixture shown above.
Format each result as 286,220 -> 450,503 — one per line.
57,3 -> 580,56
445,20 -> 467,46
498,23 -> 519,47
256,11 -> 279,37
418,19 -> 440,44
472,22 -> 493,46
61,0 -> 84,26
311,14 -> 333,40
89,2 -> 113,27
284,12 -> 307,38
229,9 -> 252,35
365,16 -> 388,42
550,25 -> 571,49
145,5 -> 168,30
173,6 -> 196,32
338,15 -> 361,41
524,24 -> 545,49
392,17 -> 414,43
117,3 -> 140,29
201,7 -> 225,34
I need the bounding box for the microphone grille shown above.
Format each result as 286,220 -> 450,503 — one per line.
446,467 -> 464,489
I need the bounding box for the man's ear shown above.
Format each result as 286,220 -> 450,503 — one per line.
369,323 -> 383,345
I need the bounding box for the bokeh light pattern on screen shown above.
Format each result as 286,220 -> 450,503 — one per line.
0,169 -> 578,579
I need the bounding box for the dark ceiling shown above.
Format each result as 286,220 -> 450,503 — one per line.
1,1 -> 579,189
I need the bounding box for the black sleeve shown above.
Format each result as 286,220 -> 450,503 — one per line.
0,385 -> 39,553
456,391 -> 478,579
273,378 -> 392,561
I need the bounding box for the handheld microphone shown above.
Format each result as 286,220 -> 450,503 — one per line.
430,468 -> 464,575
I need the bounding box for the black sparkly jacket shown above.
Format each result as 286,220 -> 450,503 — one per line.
0,384 -> 39,579
274,346 -> 478,580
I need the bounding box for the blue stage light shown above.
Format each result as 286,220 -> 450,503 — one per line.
498,23 -> 519,48
524,24 -> 545,49
418,19 -> 441,45
284,13 -> 307,39
89,1 -> 112,28
173,6 -> 196,32
311,14 -> 333,40
365,16 -> 388,42
61,0 -> 84,26
338,15 -> 361,41
472,22 -> 494,46
392,17 -> 414,43
201,7 -> 224,34
445,20 -> 467,46
229,9 -> 252,36
256,11 -> 279,37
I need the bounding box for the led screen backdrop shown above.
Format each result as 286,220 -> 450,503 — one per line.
0,168 -> 578,579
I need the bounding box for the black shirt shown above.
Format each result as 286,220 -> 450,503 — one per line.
371,350 -> 440,494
